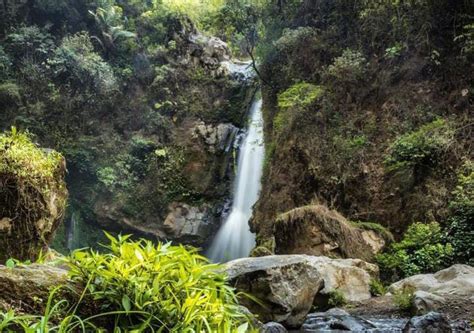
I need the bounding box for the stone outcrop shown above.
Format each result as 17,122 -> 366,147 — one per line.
224,255 -> 377,327
163,202 -> 213,245
192,122 -> 238,153
0,141 -> 68,263
389,264 -> 474,297
274,205 -> 387,262
0,264 -> 68,313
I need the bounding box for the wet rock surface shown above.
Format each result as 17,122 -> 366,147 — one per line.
403,312 -> 452,333
298,309 -> 470,333
261,322 -> 288,333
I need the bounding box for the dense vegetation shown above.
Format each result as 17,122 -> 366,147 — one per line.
0,0 -> 473,330
0,235 -> 254,332
0,0 -> 256,249
249,0 -> 473,277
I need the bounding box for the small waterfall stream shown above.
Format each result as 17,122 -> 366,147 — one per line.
66,212 -> 77,251
207,96 -> 265,262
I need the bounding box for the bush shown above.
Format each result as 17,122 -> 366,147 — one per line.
376,222 -> 453,281
0,82 -> 21,107
385,119 -> 453,171
327,290 -> 347,308
446,160 -> 474,265
326,49 -> 367,84
369,279 -> 387,297
274,82 -> 323,134
49,32 -> 117,95
393,286 -> 415,313
68,234 -> 253,332
6,26 -> 54,62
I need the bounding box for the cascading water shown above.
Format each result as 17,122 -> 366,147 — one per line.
207,96 -> 265,262
66,211 -> 77,251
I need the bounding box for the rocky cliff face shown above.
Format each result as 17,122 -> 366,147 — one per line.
0,3 -> 257,250
251,1 -> 473,247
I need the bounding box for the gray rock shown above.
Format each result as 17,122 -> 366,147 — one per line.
390,264 -> 474,297
163,202 -> 212,244
301,309 -> 408,332
193,122 -> 238,153
224,255 -> 377,328
403,312 -> 452,333
225,255 -> 324,328
413,290 -> 446,314
260,322 -> 287,333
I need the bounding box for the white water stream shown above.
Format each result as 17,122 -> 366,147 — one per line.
207,97 -> 265,262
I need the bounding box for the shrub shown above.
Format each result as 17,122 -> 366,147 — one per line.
393,286 -> 415,313
446,160 -> 474,265
68,234 -> 253,332
49,32 -> 117,95
6,26 -> 54,61
274,82 -> 323,134
369,279 -> 387,297
326,49 -> 367,83
376,222 -> 453,281
0,82 -> 21,107
327,290 -> 347,308
385,119 -> 453,171
277,82 -> 323,110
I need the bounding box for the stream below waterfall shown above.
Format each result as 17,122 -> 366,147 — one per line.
207,94 -> 265,263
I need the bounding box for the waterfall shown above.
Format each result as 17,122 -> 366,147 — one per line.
207,97 -> 265,262
67,212 -> 77,251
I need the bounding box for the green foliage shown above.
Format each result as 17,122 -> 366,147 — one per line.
49,32 -> 117,94
376,222 -> 453,281
88,1 -> 136,52
455,21 -> 474,56
327,290 -> 347,308
326,49 -> 367,84
67,234 -> 254,332
385,119 -> 453,171
351,221 -> 394,243
446,160 -> 474,265
6,26 -> 54,61
0,82 -> 21,107
369,279 -> 387,297
277,82 -> 323,110
0,128 -> 63,188
274,83 -> 323,135
393,286 -> 415,312
384,43 -> 404,59
0,46 -> 11,79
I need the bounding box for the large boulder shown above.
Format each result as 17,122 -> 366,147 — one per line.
389,264 -> 474,297
224,255 -> 377,327
274,205 -> 387,262
0,264 -> 68,313
0,131 -> 68,262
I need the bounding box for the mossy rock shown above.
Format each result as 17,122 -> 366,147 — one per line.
0,129 -> 68,263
